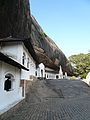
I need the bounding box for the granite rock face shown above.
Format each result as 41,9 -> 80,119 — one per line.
31,16 -> 73,75
0,0 -> 73,75
0,0 -> 31,38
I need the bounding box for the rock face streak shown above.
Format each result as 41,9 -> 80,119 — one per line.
31,16 -> 73,75
0,0 -> 73,75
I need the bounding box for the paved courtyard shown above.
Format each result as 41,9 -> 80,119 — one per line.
1,79 -> 90,120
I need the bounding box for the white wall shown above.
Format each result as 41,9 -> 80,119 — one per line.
29,57 -> 36,76
45,72 -> 56,79
0,61 -> 22,111
0,42 -> 36,81
36,67 -> 40,77
36,63 -> 45,78
0,61 -> 2,88
0,41 -> 37,113
0,42 -> 22,63
45,67 -> 64,79
21,43 -> 36,80
45,67 -> 58,79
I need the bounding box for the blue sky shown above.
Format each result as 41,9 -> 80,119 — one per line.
30,0 -> 90,57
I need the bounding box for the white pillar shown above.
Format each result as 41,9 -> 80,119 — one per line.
59,65 -> 63,79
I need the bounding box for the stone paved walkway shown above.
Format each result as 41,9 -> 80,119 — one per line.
1,79 -> 90,120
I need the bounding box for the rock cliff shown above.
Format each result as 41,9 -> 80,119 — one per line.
0,0 -> 73,75
0,0 -> 31,38
31,16 -> 73,75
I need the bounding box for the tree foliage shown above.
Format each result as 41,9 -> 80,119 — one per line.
69,53 -> 90,78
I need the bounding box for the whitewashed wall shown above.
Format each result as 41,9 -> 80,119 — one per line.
36,67 -> 40,77
45,67 -> 64,79
21,43 -> 36,80
1,42 -> 22,63
45,67 -> 57,79
36,63 -> 45,78
0,61 -> 2,88
0,61 -> 22,111
45,72 -> 56,79
0,42 -> 36,80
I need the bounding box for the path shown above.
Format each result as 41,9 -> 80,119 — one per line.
1,79 -> 90,120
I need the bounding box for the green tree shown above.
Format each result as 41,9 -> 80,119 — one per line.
69,53 -> 90,78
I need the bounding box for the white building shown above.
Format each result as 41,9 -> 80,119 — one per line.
36,63 -> 45,78
36,63 -> 64,80
58,65 -> 63,79
0,37 -> 38,80
45,66 -> 63,79
0,52 -> 29,114
0,37 -> 38,114
45,67 -> 57,79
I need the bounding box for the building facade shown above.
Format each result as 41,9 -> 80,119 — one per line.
36,63 -> 45,78
0,37 -> 38,114
0,52 -> 29,114
36,63 -> 64,80
0,37 -> 37,80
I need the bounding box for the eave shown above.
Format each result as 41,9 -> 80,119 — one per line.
0,52 -> 29,71
0,37 -> 38,64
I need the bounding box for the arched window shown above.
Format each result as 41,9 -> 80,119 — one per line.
56,75 -> 59,79
35,71 -> 37,76
22,52 -> 26,65
45,74 -> 46,79
4,73 -> 15,92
